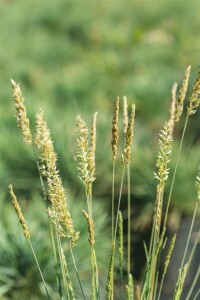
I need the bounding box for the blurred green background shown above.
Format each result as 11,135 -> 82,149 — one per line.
0,0 -> 200,299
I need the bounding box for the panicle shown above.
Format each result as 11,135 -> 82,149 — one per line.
187,70 -> 200,116
122,103 -> 135,165
168,82 -> 178,137
154,123 -> 172,184
35,110 -> 79,246
174,66 -> 191,122
123,96 -> 128,134
35,109 -> 57,173
11,79 -> 32,144
88,112 -> 98,181
8,184 -> 30,240
82,209 -> 95,246
111,97 -> 119,161
74,115 -> 95,188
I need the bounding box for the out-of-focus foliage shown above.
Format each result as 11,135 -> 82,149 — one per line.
0,0 -> 199,213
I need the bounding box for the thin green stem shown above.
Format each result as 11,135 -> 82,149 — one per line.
127,165 -> 131,275
29,240 -> 51,300
91,247 -> 96,300
55,227 -> 69,298
157,274 -> 164,300
114,166 -> 125,242
93,248 -> 100,299
70,246 -> 85,300
185,264 -> 200,300
180,201 -> 199,272
50,223 -> 63,299
193,288 -> 200,300
163,113 -> 189,229
153,272 -> 159,300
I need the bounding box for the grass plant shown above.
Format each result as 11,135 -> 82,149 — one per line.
3,66 -> 200,299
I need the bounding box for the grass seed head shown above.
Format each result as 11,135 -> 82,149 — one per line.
121,103 -> 135,165
163,234 -> 176,276
82,209 -> 95,246
111,97 -> 119,161
74,115 -> 95,188
88,112 -> 98,181
168,82 -> 178,137
8,184 -> 30,240
123,96 -> 128,134
173,263 -> 188,300
175,65 -> 191,122
35,111 -> 79,246
154,123 -> 172,184
187,69 -> 200,116
11,79 -> 32,144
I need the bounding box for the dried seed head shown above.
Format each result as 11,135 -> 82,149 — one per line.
195,166 -> 200,202
123,96 -> 128,134
11,79 -> 32,144
163,234 -> 176,276
187,70 -> 200,116
175,66 -> 191,122
88,112 -> 98,180
168,82 -> 178,137
111,97 -> 119,161
8,184 -> 30,240
154,123 -> 172,184
82,209 -> 95,246
74,115 -> 95,188
121,103 -> 136,165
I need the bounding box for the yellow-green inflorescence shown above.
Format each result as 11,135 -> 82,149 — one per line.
35,110 -> 79,246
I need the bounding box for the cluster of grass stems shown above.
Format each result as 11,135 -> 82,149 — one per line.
7,66 -> 200,299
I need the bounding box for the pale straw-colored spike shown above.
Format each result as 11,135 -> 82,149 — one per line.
123,96 -> 128,134
121,103 -> 136,165
111,97 -> 119,161
8,184 -> 30,240
82,209 -> 95,246
154,123 -> 173,184
74,115 -> 95,187
35,109 -> 57,173
187,70 -> 200,116
168,82 -> 178,137
89,112 -> 98,179
11,79 -> 32,144
175,65 -> 191,122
